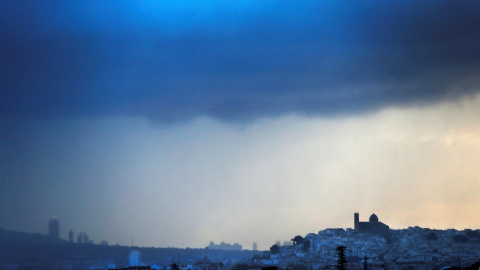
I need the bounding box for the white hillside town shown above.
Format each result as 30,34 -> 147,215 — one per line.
258,213 -> 480,270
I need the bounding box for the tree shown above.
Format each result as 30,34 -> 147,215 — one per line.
302,240 -> 310,252
336,246 -> 348,270
251,255 -> 262,262
270,244 -> 280,254
291,235 -> 304,245
453,235 -> 469,243
426,232 -> 438,241
465,230 -> 480,239
363,256 -> 368,270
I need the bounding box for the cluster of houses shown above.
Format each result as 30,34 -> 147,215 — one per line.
257,224 -> 480,270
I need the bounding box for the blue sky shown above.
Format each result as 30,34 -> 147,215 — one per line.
1,0 -> 480,249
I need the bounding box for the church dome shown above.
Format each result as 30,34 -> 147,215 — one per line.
369,213 -> 378,222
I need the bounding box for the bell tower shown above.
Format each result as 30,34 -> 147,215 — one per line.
354,212 -> 359,231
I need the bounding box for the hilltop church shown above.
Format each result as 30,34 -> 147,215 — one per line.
354,212 -> 390,237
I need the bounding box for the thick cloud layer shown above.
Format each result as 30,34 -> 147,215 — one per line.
1,1 -> 479,122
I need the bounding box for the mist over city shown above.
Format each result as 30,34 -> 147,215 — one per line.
1,1 -> 480,269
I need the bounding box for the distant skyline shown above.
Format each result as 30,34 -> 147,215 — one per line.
1,1 -> 480,250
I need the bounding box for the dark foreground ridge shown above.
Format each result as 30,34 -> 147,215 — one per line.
0,227 -> 261,269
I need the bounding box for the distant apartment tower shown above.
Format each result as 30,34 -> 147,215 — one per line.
77,232 -> 93,244
77,232 -> 87,243
253,242 -> 257,251
48,217 -> 60,238
77,232 -> 84,243
69,230 -> 74,243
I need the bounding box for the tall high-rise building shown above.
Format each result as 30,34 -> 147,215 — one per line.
69,230 -> 74,243
48,217 -> 59,238
77,232 -> 84,244
253,242 -> 258,251
77,232 -> 93,244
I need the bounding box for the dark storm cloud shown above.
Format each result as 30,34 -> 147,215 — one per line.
1,1 -> 479,122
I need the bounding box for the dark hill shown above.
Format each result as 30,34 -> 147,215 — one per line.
0,227 -> 66,245
0,228 -> 262,268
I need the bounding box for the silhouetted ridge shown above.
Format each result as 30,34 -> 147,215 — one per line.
0,227 -> 66,245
